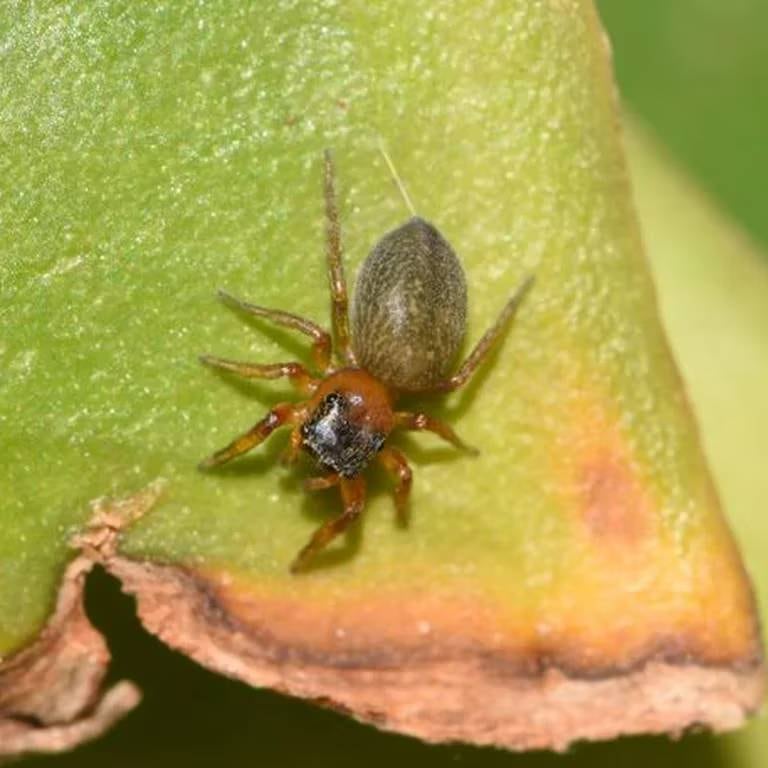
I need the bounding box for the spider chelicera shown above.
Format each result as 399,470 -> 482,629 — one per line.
200,150 -> 533,572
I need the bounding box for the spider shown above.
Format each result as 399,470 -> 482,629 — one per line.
199,150 -> 533,572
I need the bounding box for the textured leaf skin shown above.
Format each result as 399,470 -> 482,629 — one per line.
0,0 -> 760,720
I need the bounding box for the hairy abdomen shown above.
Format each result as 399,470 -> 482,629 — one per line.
351,217 -> 467,392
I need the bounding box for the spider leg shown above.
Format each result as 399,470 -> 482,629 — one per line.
281,424 -> 304,465
200,355 -> 318,396
322,150 -> 357,367
395,411 -> 479,455
199,402 -> 301,469
434,274 -> 535,392
304,473 -> 341,492
378,446 -> 412,525
291,475 -> 366,572
217,290 -> 332,372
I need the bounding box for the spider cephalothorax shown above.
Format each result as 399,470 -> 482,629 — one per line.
199,150 -> 533,571
300,373 -> 391,478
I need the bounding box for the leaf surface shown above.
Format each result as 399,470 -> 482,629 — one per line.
0,0 -> 762,753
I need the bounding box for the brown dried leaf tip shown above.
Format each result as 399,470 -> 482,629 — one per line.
0,479 -> 166,758
2,463 -> 764,758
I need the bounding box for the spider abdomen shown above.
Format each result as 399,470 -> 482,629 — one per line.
351,217 -> 467,392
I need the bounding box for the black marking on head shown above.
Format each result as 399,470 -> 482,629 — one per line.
301,392 -> 386,478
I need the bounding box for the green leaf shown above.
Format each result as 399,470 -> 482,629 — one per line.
1,0 -> 762,755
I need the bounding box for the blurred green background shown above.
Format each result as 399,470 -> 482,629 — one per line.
598,0 -> 768,254
22,2 -> 767,766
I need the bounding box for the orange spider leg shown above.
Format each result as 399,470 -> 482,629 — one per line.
291,474 -> 366,572
281,424 -> 306,465
304,474 -> 341,492
395,411 -> 478,455
323,150 -> 356,367
217,289 -> 332,372
199,355 -> 318,396
199,402 -> 302,469
378,446 -> 412,525
434,274 -> 535,392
